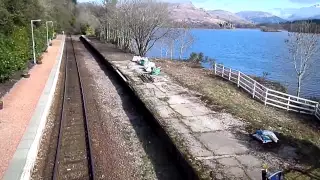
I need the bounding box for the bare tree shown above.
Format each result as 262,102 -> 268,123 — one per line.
122,0 -> 171,56
176,25 -> 194,60
159,38 -> 169,58
168,38 -> 175,60
164,30 -> 181,60
77,0 -> 171,56
285,22 -> 320,97
159,25 -> 194,60
158,39 -> 165,58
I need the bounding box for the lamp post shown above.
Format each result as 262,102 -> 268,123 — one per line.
31,19 -> 41,64
52,22 -> 55,39
46,21 -> 53,48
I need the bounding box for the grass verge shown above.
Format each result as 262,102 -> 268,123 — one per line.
154,59 -> 320,180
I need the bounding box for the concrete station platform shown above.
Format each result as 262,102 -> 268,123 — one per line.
0,35 -> 65,180
81,36 -> 264,180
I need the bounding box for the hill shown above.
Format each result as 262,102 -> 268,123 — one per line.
167,2 -> 253,28
168,2 -> 224,28
207,10 -> 251,25
236,11 -> 287,24
286,4 -> 320,20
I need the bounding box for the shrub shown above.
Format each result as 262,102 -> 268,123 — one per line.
80,24 -> 89,35
49,26 -> 54,40
188,52 -> 216,67
0,25 -> 46,82
252,76 -> 287,93
86,26 -> 95,36
203,55 -> 216,68
34,25 -> 47,58
11,27 -> 31,70
189,52 -> 198,61
188,52 -> 204,64
0,34 -> 16,82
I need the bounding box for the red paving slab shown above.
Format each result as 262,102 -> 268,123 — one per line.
0,36 -> 63,178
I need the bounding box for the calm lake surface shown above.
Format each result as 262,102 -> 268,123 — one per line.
148,29 -> 320,98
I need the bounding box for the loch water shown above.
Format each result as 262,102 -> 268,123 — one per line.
148,29 -> 320,98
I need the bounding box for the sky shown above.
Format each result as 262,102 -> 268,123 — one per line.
192,0 -> 320,13
77,0 -> 320,14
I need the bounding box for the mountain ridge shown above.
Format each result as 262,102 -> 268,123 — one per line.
273,4 -> 320,20
167,2 -> 253,28
167,2 -> 320,25
236,11 -> 287,24
207,10 -> 251,24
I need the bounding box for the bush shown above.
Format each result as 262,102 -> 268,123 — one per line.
80,24 -> 89,35
188,52 -> 204,64
0,34 -> 16,82
252,76 -> 287,93
49,26 -> 54,40
34,25 -> 47,58
0,25 -> 47,82
188,52 -> 216,67
86,26 -> 95,36
11,27 -> 31,70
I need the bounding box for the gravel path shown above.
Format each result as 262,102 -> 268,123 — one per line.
0,37 -> 62,179
73,37 -> 182,180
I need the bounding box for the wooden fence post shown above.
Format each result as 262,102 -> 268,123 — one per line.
316,103 -> 319,115
287,96 -> 291,111
253,81 -> 256,98
214,63 -> 217,75
264,89 -> 268,105
229,69 -> 231,80
222,66 -> 225,78
237,71 -> 240,87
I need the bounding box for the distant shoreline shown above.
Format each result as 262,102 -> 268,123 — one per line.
180,27 -> 284,31
261,29 -> 281,32
260,26 -> 281,32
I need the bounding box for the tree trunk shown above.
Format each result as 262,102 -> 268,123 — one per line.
111,29 -> 114,43
106,23 -> 109,41
141,48 -> 147,57
121,29 -> 125,49
103,25 -> 106,42
297,75 -> 302,97
99,25 -> 103,41
137,43 -> 145,56
179,46 -> 183,60
116,30 -> 118,45
179,30 -> 187,60
170,41 -> 174,60
140,51 -> 146,56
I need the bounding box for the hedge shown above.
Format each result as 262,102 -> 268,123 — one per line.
34,25 -> 47,58
0,25 -> 47,82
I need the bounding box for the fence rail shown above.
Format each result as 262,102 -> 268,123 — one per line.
316,105 -> 320,120
214,63 -> 320,120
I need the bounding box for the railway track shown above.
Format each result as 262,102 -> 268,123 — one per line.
52,36 -> 94,180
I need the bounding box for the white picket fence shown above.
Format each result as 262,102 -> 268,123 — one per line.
316,104 -> 320,120
213,63 -> 320,120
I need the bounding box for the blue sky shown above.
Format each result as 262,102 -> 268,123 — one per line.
192,0 -> 320,12
78,0 -> 320,13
